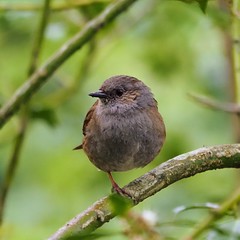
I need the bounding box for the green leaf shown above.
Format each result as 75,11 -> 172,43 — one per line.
177,0 -> 209,13
29,107 -> 58,127
109,194 -> 133,216
197,0 -> 208,13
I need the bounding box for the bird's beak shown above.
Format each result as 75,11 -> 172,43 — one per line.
89,90 -> 107,98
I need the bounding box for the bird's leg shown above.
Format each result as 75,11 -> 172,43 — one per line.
107,172 -> 122,193
107,172 -> 131,197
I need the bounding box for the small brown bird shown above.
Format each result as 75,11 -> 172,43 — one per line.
74,75 -> 166,196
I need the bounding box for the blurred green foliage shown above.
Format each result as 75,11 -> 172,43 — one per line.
109,194 -> 133,216
0,0 -> 238,239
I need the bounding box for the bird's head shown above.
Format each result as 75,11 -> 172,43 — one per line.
89,75 -> 156,112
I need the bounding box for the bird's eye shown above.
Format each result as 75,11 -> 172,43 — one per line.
115,89 -> 123,97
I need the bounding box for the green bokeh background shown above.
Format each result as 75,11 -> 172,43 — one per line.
0,0 -> 238,239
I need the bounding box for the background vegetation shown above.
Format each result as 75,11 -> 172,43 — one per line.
0,0 -> 239,239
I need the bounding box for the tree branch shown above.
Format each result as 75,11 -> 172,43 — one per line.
0,115 -> 27,224
188,93 -> 240,114
0,0 -> 138,129
0,0 -> 52,224
27,0 -> 52,76
48,144 -> 240,240
0,0 -> 111,12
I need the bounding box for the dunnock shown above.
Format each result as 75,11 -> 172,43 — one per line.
74,75 -> 166,196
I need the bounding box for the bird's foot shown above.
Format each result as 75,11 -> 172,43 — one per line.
112,183 -> 132,198
107,172 -> 132,198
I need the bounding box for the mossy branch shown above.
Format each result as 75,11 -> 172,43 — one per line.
0,0 -> 138,129
49,144 -> 240,240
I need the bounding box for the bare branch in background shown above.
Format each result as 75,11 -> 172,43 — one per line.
0,0 -> 111,12
0,0 -> 52,224
0,0 -> 138,129
183,186 -> 240,240
188,93 -> 240,114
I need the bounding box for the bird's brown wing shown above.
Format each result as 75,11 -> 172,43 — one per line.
82,100 -> 98,136
73,101 -> 98,150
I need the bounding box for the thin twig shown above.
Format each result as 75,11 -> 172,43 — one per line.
0,115 -> 27,224
123,211 -> 162,239
28,0 -> 52,76
0,0 -> 51,224
183,186 -> 240,240
48,144 -> 240,240
0,0 -> 138,129
188,93 -> 240,114
231,0 -> 240,141
0,0 -> 111,12
232,0 -> 240,96
35,40 -> 97,108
